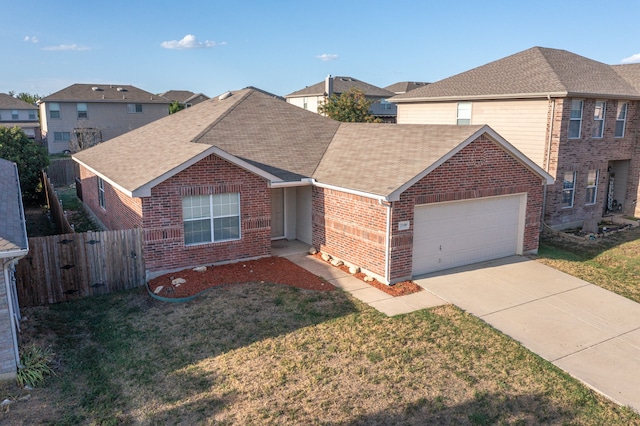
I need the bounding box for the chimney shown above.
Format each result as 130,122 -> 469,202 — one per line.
324,74 -> 333,97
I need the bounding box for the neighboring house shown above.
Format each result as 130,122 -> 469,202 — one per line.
74,88 -> 552,284
285,75 -> 397,122
384,81 -> 430,95
0,158 -> 28,381
39,84 -> 171,154
160,90 -> 210,108
391,47 -> 640,231
0,93 -> 41,141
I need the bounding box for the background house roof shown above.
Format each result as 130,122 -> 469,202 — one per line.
0,93 -> 38,110
0,158 -> 28,254
392,47 -> 640,101
384,81 -> 430,94
286,76 -> 395,98
161,90 -> 210,103
41,84 -> 171,104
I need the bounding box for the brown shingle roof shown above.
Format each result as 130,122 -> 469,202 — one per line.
611,63 -> 640,93
0,158 -> 28,254
42,84 -> 170,104
0,93 -> 38,110
286,76 -> 395,98
392,47 -> 640,102
383,81 -> 430,94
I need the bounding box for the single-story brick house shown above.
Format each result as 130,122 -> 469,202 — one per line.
73,88 -> 553,284
0,158 -> 29,381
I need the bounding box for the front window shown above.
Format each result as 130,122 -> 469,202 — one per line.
457,102 -> 471,125
562,171 -> 576,208
569,100 -> 583,138
183,193 -> 241,245
50,102 -> 60,119
11,110 -> 18,120
615,102 -> 628,138
586,170 -> 599,205
592,101 -> 605,138
77,103 -> 88,119
127,103 -> 143,113
97,177 -> 105,209
53,132 -> 71,142
28,110 -> 36,120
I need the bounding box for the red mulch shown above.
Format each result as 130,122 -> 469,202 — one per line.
313,253 -> 423,297
148,257 -> 333,299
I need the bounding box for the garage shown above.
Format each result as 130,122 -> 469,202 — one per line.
412,194 -> 526,276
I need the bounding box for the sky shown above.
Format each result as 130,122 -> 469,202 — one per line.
2,0 -> 640,99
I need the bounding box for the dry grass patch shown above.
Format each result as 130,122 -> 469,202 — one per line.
3,282 -> 639,425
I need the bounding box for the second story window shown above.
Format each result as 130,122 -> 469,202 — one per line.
569,100 -> 583,138
457,102 -> 471,125
615,102 -> 628,138
303,97 -> 308,110
11,110 -> 19,120
127,104 -> 142,113
50,103 -> 60,119
77,103 -> 88,119
592,101 -> 605,138
28,110 -> 36,120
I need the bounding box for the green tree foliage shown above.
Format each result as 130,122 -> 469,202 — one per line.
169,100 -> 185,114
317,88 -> 382,123
0,126 -> 49,203
16,92 -> 41,105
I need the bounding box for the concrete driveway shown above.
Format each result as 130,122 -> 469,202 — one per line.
415,256 -> 640,413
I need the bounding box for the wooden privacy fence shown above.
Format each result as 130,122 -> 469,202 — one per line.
46,158 -> 79,187
15,228 -> 145,307
42,170 -> 74,234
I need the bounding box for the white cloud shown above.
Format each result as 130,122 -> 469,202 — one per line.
621,53 -> 640,64
316,53 -> 339,62
41,44 -> 90,51
24,36 -> 39,43
160,34 -> 225,50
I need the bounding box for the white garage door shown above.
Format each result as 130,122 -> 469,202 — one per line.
412,195 -> 525,276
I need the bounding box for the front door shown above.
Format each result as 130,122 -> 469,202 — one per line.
271,188 -> 285,239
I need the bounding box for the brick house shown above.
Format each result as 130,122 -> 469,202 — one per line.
74,88 -> 552,283
0,158 -> 29,381
39,84 -> 171,154
391,47 -> 640,231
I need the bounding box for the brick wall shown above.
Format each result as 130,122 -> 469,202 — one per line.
545,98 -> 639,227
142,154 -> 271,274
313,134 -> 545,283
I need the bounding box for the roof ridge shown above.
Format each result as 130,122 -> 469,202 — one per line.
310,121 -> 344,177
191,89 -> 253,143
533,47 -> 569,93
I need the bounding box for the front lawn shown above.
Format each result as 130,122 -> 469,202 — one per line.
3,280 -> 639,424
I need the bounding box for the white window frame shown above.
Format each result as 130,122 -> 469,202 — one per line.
183,193 -> 241,246
77,103 -> 88,119
127,103 -> 143,113
50,102 -> 60,119
615,102 -> 628,138
457,102 -> 471,125
562,171 -> 577,208
97,177 -> 106,209
569,100 -> 583,139
53,132 -> 71,143
11,110 -> 19,120
592,101 -> 605,138
585,170 -> 599,205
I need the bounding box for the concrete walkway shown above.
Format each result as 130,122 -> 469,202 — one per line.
415,256 -> 640,413
278,241 -> 640,412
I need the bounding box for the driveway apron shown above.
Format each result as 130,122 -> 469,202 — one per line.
415,256 -> 640,413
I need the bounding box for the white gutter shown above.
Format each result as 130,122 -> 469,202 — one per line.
269,180 -> 312,188
383,201 -> 391,284
310,179 -> 388,202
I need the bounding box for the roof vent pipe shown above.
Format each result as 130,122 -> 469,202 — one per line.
218,91 -> 232,100
325,74 -> 333,97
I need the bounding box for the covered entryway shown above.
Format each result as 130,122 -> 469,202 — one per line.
412,194 -> 526,275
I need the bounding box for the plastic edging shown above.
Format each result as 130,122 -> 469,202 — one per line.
145,282 -> 213,303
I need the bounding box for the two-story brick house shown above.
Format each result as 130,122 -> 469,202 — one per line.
391,47 -> 640,231
39,84 -> 171,154
0,93 -> 41,141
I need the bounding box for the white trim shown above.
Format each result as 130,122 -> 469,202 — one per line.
384,201 -> 391,283
311,179 -> 389,202
391,91 -> 640,104
269,180 -> 311,188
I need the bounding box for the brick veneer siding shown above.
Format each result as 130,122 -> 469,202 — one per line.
0,271 -> 17,381
545,98 -> 640,228
141,154 -> 271,275
313,134 -> 545,284
312,188 -> 389,280
79,165 -> 143,230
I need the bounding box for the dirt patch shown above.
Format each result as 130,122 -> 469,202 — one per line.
24,206 -> 58,237
148,257 -> 334,298
313,253 -> 423,297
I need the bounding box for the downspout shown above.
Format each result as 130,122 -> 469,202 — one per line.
542,95 -> 556,225
383,200 -> 392,284
3,257 -> 25,369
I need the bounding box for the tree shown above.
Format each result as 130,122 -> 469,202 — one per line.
317,88 -> 382,123
16,92 -> 41,106
0,126 -> 49,203
69,123 -> 104,153
169,100 -> 185,114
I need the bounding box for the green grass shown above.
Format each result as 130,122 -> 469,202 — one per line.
56,186 -> 101,232
4,280 -> 639,424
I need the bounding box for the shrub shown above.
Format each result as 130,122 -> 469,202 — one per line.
16,344 -> 56,388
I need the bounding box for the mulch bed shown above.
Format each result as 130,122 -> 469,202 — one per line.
147,255 -> 423,300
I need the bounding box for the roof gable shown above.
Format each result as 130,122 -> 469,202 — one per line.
42,84 -> 170,104
392,47 -> 640,102
0,93 -> 38,110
